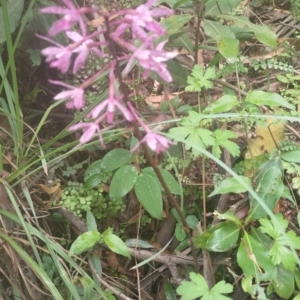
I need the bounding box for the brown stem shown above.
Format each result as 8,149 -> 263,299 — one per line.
104,16 -> 199,270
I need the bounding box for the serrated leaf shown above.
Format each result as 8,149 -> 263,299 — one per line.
69,231 -> 101,256
109,165 -> 138,199
194,221 -> 241,252
245,90 -> 294,110
204,94 -> 239,113
209,176 -> 251,197
135,174 -> 162,220
101,149 -> 132,172
103,233 -> 130,258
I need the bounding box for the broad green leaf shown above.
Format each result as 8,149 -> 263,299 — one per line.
245,90 -> 295,110
293,295 -> 300,300
84,160 -> 103,181
220,15 -> 277,47
86,210 -> 97,231
165,60 -> 188,87
205,0 -> 242,16
160,14 -> 193,36
103,232 -> 130,258
0,0 -> 24,43
135,174 -> 162,219
109,165 -> 138,199
295,269 -> 300,289
175,222 -> 186,241
204,94 -> 239,113
272,265 -> 294,299
204,20 -> 238,61
281,151 -> 300,163
101,149 -> 132,172
194,221 -> 241,252
69,231 -> 101,256
168,32 -> 194,54
209,176 -> 251,197
248,161 -> 284,221
84,173 -> 103,190
186,215 -> 199,230
237,232 -> 276,282
142,167 -> 181,195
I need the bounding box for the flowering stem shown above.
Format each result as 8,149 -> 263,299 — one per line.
104,15 -> 199,270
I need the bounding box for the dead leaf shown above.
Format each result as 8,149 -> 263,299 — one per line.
245,118 -> 285,159
38,183 -> 61,195
86,13 -> 119,27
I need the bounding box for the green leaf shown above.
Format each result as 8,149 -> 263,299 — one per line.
245,90 -> 295,110
85,160 -> 103,181
186,215 -> 199,230
109,165 -> 138,199
204,94 -> 239,113
177,272 -> 208,300
194,221 -> 241,252
84,173 -> 103,190
248,161 -> 284,221
101,149 -> 132,172
0,0 -> 24,43
103,231 -> 130,258
164,282 -> 177,300
168,32 -> 194,54
295,269 -> 300,289
219,15 -> 277,47
165,60 -> 188,87
177,272 -> 233,300
259,214 -> 300,271
237,232 -> 276,282
281,150 -> 300,163
272,265 -> 294,299
213,129 -> 240,158
135,174 -> 162,220
204,20 -> 239,61
160,14 -> 193,36
209,176 -> 251,197
69,231 -> 101,256
175,222 -> 187,241
205,0 -> 242,16
142,167 -> 181,195
185,65 -> 216,92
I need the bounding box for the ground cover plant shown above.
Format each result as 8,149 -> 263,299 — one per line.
2,0 -> 300,299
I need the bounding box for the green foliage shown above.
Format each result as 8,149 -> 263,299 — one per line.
176,272 -> 233,300
69,227 -> 130,258
259,214 -> 300,271
185,65 -> 216,92
57,182 -> 125,219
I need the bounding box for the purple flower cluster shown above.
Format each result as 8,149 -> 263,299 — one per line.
39,0 -> 177,154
